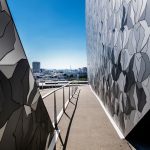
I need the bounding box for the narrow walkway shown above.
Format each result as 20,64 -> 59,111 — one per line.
56,85 -> 131,150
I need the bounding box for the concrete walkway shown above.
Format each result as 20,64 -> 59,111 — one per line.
56,85 -> 131,150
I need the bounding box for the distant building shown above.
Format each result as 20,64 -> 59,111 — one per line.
40,68 -> 45,73
78,68 -> 82,73
82,67 -> 87,73
32,62 -> 40,73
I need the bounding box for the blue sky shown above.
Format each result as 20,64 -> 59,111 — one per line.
7,0 -> 86,69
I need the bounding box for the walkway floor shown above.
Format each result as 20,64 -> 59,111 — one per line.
56,85 -> 131,150
41,85 -> 131,150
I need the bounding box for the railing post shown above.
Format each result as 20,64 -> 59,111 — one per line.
73,85 -> 74,95
73,84 -> 74,94
54,91 -> 57,129
72,84 -> 73,97
69,84 -> 70,101
63,87 -> 65,112
74,85 -> 76,94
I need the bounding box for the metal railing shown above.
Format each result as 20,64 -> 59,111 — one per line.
41,81 -> 88,150
42,81 -> 78,129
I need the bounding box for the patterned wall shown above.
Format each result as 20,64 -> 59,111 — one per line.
0,0 -> 54,149
86,0 -> 150,136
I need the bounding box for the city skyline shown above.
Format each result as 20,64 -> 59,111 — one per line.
7,0 -> 86,69
32,61 -> 87,70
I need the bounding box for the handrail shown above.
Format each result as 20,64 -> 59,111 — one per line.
41,80 -> 86,99
41,81 -> 78,128
42,81 -> 71,99
42,81 -> 87,149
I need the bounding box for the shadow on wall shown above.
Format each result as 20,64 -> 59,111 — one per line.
126,110 -> 150,150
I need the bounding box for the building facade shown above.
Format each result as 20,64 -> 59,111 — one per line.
32,61 -> 40,73
86,0 -> 150,137
0,0 -> 54,149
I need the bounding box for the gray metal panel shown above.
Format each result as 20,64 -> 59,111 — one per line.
0,0 -> 54,149
86,0 -> 150,136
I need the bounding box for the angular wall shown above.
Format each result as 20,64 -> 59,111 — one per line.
86,0 -> 150,136
0,0 -> 54,149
